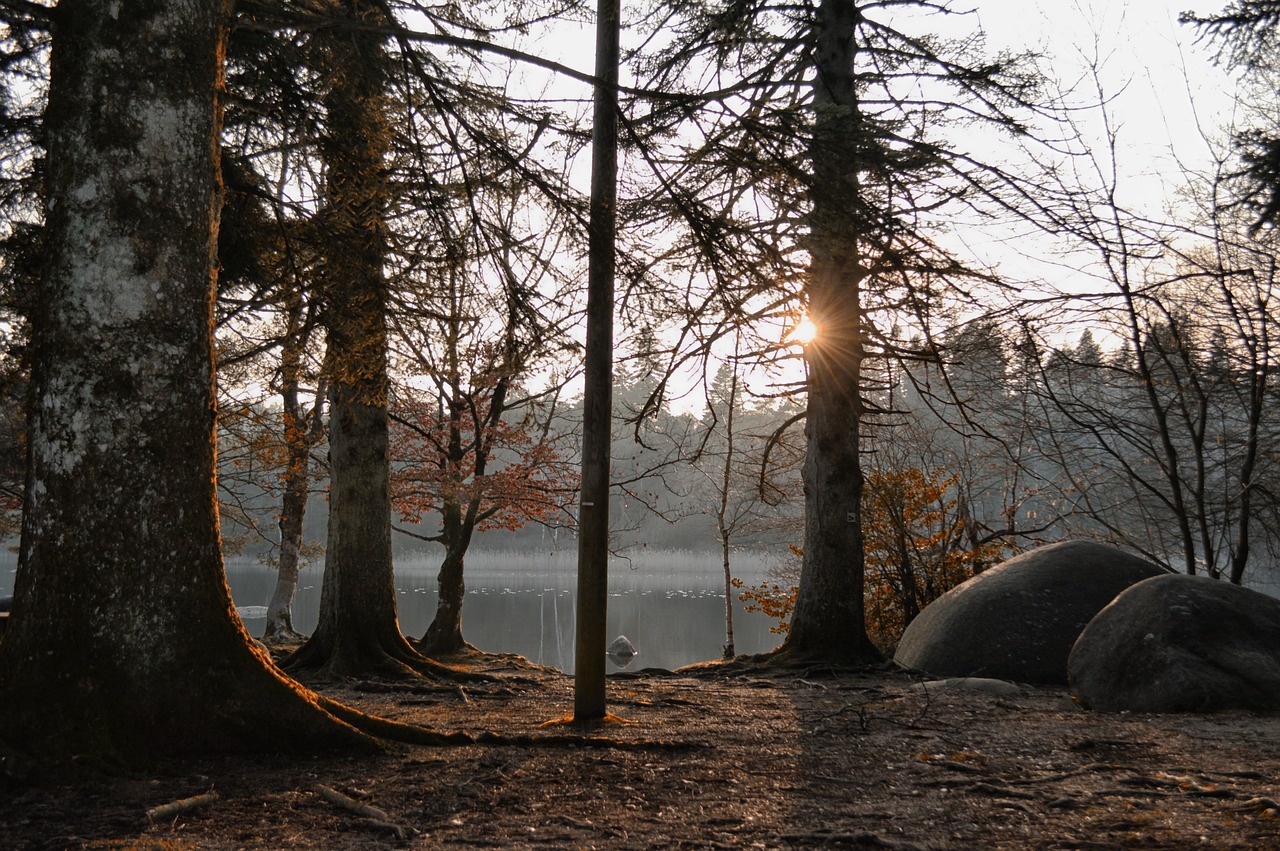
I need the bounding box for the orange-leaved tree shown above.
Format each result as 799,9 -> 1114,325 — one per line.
731,545 -> 804,636
390,375 -> 575,655
862,466 -> 1005,650
735,466 -> 1005,649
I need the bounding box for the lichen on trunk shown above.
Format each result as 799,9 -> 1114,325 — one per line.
0,0 -> 387,765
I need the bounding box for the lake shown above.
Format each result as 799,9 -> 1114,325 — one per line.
226,549 -> 783,671
17,546 -> 1272,669
0,548 -> 787,671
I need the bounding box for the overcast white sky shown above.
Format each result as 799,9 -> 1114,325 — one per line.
973,1 -> 1239,208
529,1 -> 1252,395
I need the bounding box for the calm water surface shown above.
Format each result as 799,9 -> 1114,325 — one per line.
227,549 -> 782,671
6,549 -> 1280,669
0,548 -> 785,671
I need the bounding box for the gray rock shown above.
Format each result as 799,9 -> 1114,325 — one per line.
1069,574 -> 1280,713
607,634 -> 637,658
894,540 -> 1169,685
910,677 -> 1025,698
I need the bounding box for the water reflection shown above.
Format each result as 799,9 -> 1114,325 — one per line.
224,549 -> 781,671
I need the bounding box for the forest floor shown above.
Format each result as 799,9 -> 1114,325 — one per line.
5,649 -> 1280,850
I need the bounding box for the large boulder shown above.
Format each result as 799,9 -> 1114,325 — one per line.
894,540 -> 1168,684
1069,574 -> 1280,713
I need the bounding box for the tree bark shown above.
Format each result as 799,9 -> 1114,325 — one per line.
285,0 -> 441,679
574,0 -> 621,721
421,536 -> 471,655
780,0 -> 884,664
263,293 -> 322,644
264,480 -> 308,643
0,0 -> 379,764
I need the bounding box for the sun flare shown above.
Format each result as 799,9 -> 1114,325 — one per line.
791,316 -> 819,345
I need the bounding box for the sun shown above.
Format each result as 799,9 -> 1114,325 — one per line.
790,315 -> 819,345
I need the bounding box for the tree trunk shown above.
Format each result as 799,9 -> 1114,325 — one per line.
421,540 -> 471,655
263,300 -> 321,644
780,0 -> 884,664
285,0 -> 440,679
264,490 -> 306,643
0,0 -> 379,764
720,530 -> 736,658
574,0 -> 621,721
718,362 -> 739,659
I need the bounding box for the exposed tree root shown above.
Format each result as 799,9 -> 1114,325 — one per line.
415,633 -> 474,658
675,646 -> 894,679
284,630 -> 490,683
420,645 -> 561,675
779,829 -> 930,850
315,694 -> 696,751
539,712 -> 639,729
260,625 -> 306,645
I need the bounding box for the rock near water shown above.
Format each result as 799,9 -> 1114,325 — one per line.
607,634 -> 637,658
1069,574 -> 1280,713
894,540 -> 1169,684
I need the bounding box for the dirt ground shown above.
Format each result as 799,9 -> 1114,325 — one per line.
5,653 -> 1280,850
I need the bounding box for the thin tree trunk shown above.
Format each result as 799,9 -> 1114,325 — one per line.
415,377 -> 506,657
717,364 -> 738,659
0,0 -> 379,763
264,297 -> 322,644
265,484 -> 308,642
574,0 -> 620,721
422,540 -> 470,654
1230,363 -> 1264,584
419,493 -> 477,656
720,531 -> 736,658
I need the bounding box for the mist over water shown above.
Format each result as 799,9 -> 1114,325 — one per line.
226,548 -> 783,671
0,547 -> 783,669
10,547 -> 1274,669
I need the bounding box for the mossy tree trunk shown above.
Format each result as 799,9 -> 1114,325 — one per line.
0,0 -> 381,765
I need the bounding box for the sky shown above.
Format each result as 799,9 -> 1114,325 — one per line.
974,0 -> 1238,206
509,0 -> 1253,402
531,1 -> 1244,263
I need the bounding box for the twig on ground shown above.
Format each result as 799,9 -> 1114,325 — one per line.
314,784 -> 413,840
146,791 -> 219,823
929,758 -> 987,775
1232,796 -> 1280,815
1014,762 -> 1125,784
